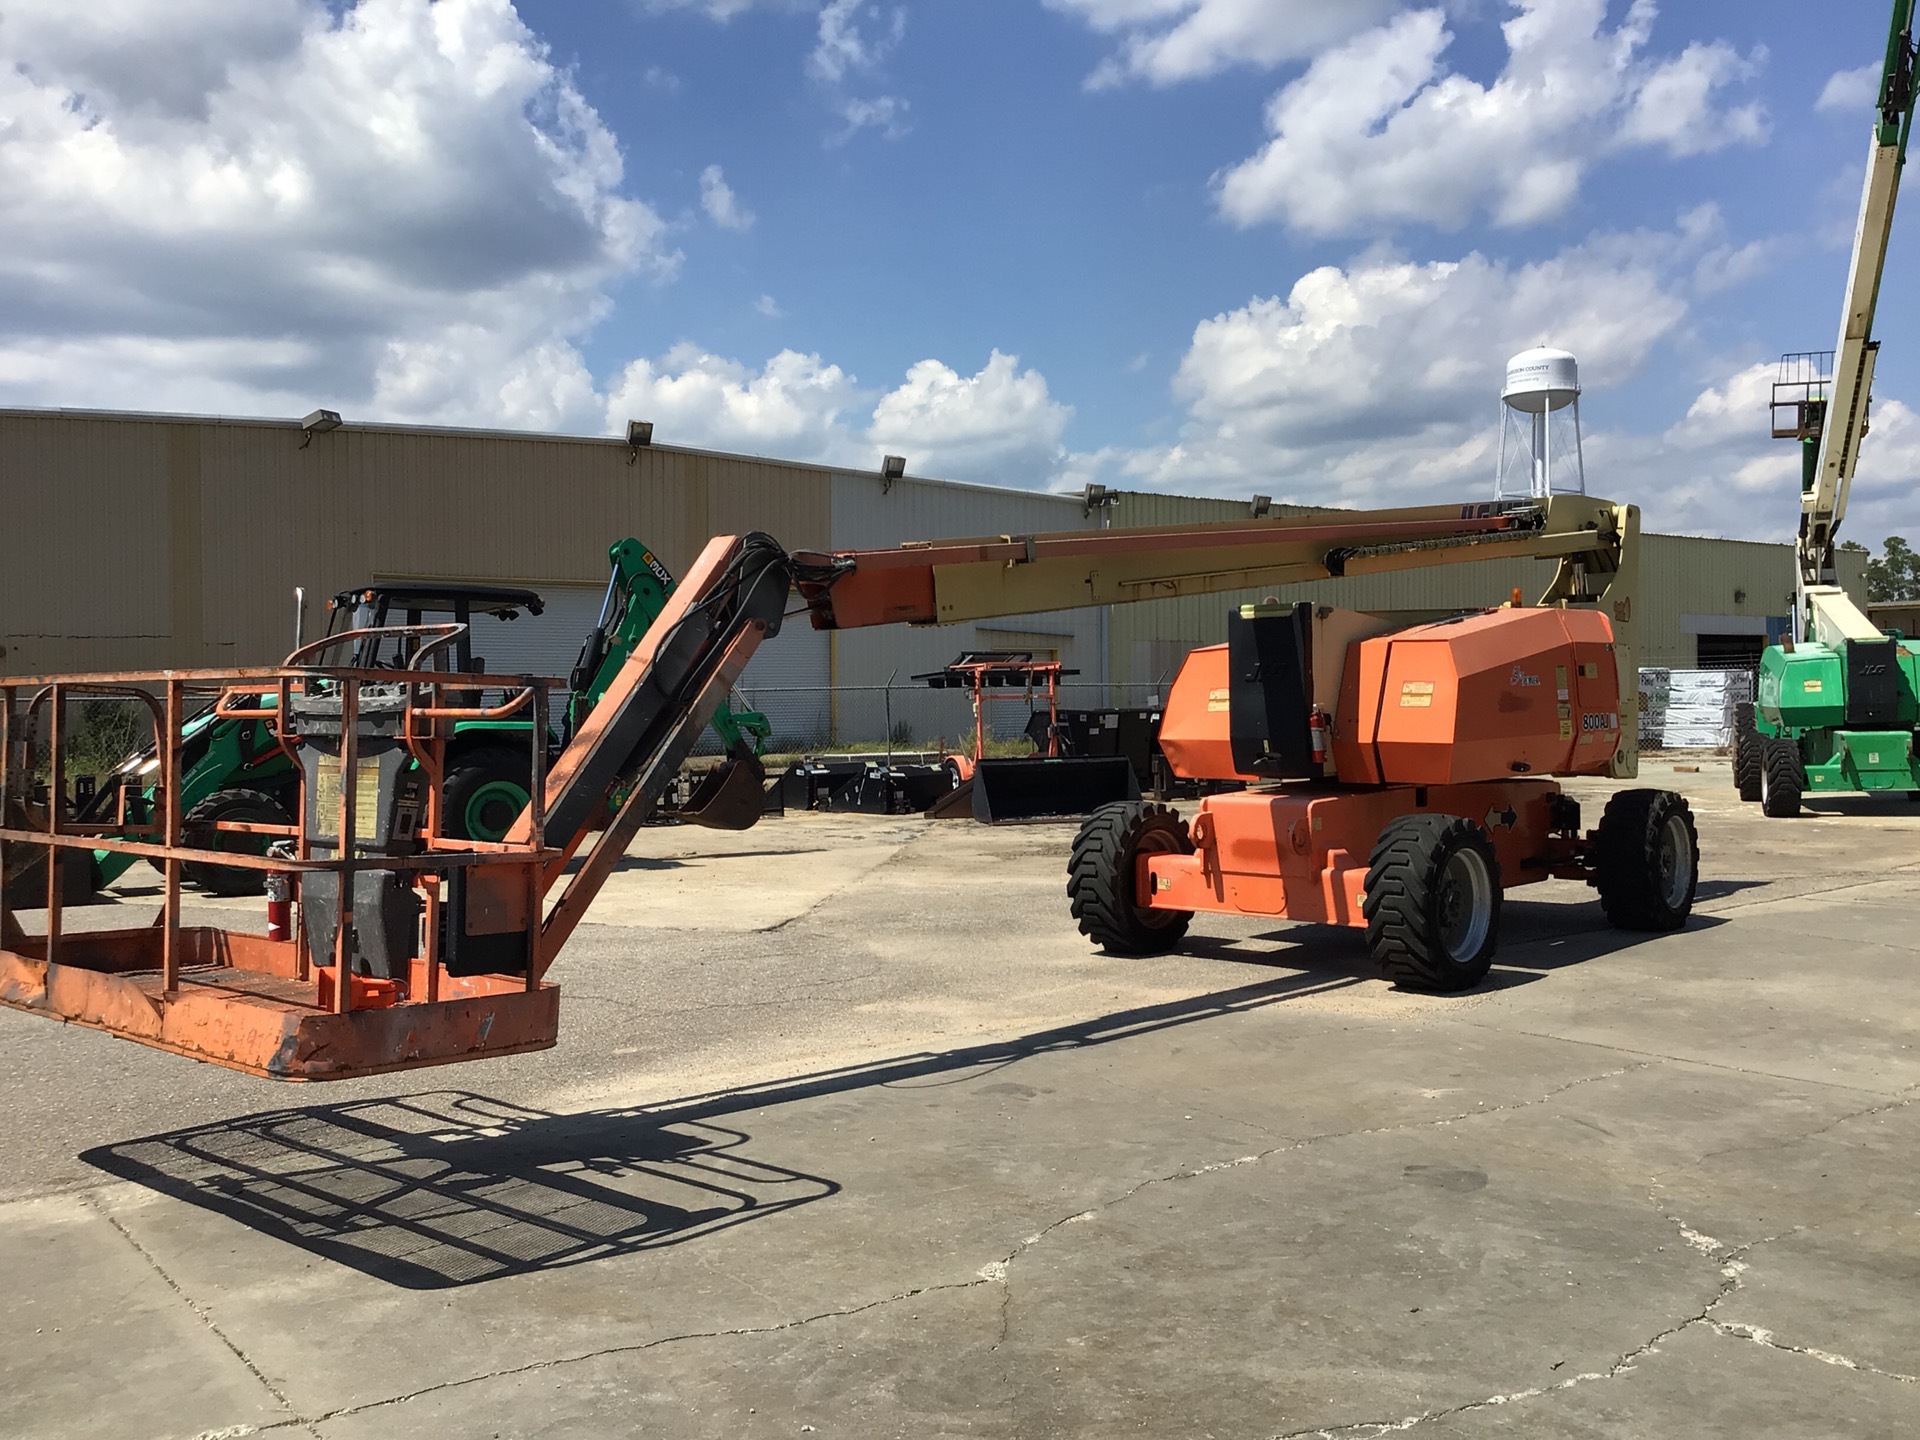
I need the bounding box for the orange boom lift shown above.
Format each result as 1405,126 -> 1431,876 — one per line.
0,494 -> 1693,1078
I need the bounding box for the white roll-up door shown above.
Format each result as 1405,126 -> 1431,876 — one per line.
463,584 -> 607,728
463,585 -> 605,682
736,615 -> 831,750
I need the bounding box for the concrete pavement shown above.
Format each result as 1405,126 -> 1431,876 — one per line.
0,761 -> 1915,1437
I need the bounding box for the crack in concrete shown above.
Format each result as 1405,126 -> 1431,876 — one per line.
1672,1086 -> 1918,1174
1263,1211 -> 1763,1437
253,1273 -> 1001,1433
84,1193 -> 316,1439
1460,1020 -> 1907,1099
755,827 -> 933,935
1706,1319 -> 1919,1383
247,1060 -> 1653,1431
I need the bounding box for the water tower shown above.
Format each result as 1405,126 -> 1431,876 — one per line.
1494,346 -> 1585,501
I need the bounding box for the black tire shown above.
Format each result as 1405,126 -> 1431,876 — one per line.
1362,815 -> 1500,992
442,744 -> 534,842
1732,703 -> 1761,802
182,787 -> 292,897
1068,801 -> 1194,955
1593,789 -> 1698,931
1759,737 -> 1803,819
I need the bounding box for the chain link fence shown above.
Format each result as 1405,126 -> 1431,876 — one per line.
728,680 -> 1166,755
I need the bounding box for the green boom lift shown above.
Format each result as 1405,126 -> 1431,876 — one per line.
1737,0 -> 1920,816
64,538 -> 770,897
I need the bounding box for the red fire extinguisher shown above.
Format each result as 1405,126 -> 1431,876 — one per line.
1309,711 -> 1329,769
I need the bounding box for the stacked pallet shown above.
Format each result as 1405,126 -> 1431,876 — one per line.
1638,668 -> 1754,749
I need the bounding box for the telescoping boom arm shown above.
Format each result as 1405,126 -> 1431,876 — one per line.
1794,1 -> 1916,629
522,490 -> 1644,894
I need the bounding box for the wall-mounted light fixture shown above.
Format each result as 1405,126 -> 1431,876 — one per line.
299,408 -> 342,449
626,419 -> 653,465
1082,482 -> 1119,519
1733,587 -> 1747,605
1251,495 -> 1272,518
881,454 -> 906,493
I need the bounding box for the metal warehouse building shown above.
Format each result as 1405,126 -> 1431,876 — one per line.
0,407 -> 1865,751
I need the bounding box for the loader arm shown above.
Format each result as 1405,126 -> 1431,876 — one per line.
567,537 -> 773,754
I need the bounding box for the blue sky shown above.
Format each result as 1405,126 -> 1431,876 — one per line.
1,0 -> 1915,547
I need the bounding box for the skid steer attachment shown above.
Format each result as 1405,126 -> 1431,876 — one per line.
672,740 -> 771,831
969,756 -> 1140,823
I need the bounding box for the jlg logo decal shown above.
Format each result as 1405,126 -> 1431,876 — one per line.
1509,667 -> 1541,687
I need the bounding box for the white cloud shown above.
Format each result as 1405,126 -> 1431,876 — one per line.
633,0 -> 774,19
698,164 -> 755,230
807,0 -> 902,85
833,94 -> 910,141
602,346 -> 1070,484
1650,359 -> 1920,541
1664,360 -> 1775,450
1064,216 -> 1920,542
1816,61 -> 1880,114
755,293 -> 783,317
1845,399 -> 1920,545
1215,1 -> 1769,236
806,0 -> 908,140
868,351 -> 1073,481
1618,40 -> 1767,156
1044,0 -> 1396,88
1069,223 -> 1702,512
604,345 -> 863,461
0,0 -> 672,430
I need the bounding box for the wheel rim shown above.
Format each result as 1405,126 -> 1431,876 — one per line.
1436,848 -> 1493,962
1654,813 -> 1693,908
464,779 -> 529,842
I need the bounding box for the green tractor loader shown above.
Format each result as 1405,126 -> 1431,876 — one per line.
61,538 -> 769,898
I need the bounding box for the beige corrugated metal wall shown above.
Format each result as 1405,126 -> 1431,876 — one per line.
0,407 -> 1873,717
0,408 -> 829,675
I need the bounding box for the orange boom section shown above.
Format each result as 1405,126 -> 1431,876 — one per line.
1335,608 -> 1621,785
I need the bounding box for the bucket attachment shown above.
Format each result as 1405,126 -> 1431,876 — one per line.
924,779 -> 975,819
2,796 -> 102,909
969,756 -> 1140,823
675,742 -> 768,831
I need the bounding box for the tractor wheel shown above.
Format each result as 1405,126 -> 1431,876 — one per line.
182,788 -> 293,897
1732,703 -> 1761,802
1362,815 -> 1500,992
1759,738 -> 1803,819
443,745 -> 533,842
1068,801 -> 1194,955
1593,789 -> 1698,931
